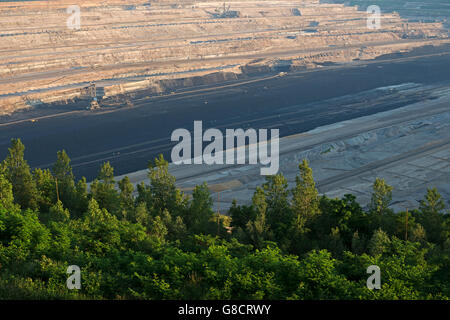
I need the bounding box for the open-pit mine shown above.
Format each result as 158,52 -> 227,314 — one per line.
1,0 -> 449,211
0,0 -> 448,114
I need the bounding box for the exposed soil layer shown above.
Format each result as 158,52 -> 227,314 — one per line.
0,0 -> 448,114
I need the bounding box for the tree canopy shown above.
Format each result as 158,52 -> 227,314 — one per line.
0,139 -> 448,300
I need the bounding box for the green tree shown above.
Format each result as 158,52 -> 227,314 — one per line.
416,188 -> 446,244
229,201 -> 255,236
1,143 -> 449,300
0,208 -> 50,265
47,200 -> 70,223
149,215 -> 168,243
246,187 -> 269,249
33,168 -> 56,213
186,182 -> 215,233
90,162 -> 120,215
410,223 -> 427,244
75,198 -> 122,255
134,201 -> 150,226
263,173 -> 293,249
368,228 -> 391,256
369,178 -> 393,215
118,176 -> 135,221
0,173 -> 15,210
160,209 -> 187,241
2,139 -> 39,210
137,155 -> 187,217
351,231 -> 366,255
72,177 -> 89,219
368,178 -> 396,234
291,159 -> 320,233
290,250 -> 359,299
419,187 -> 445,215
314,194 -> 368,252
51,150 -> 76,209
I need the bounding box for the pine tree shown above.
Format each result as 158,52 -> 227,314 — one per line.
410,224 -> 427,244
187,182 -> 214,232
246,187 -> 269,249
73,177 -> 89,218
292,159 -> 320,233
97,161 -> 115,185
90,162 -> 119,215
419,187 -> 445,216
263,173 -> 293,249
369,178 -> 393,215
33,168 -> 56,213
52,150 -> 76,209
118,176 -> 135,220
0,173 -> 15,210
368,228 -> 391,256
2,138 -> 39,210
150,215 -> 168,243
47,200 -> 70,222
417,187 -> 446,244
134,202 -> 150,226
144,154 -> 187,217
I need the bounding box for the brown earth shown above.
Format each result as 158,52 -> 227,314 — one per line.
0,0 -> 448,115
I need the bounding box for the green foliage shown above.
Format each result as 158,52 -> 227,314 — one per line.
33,168 -> 57,214
186,183 -> 214,232
0,173 -> 15,210
118,176 -> 134,221
292,159 -> 320,234
42,200 -> 70,224
73,177 -> 89,219
90,162 -> 120,216
0,144 -> 447,300
245,187 -> 270,250
52,150 -> 77,209
369,178 -> 393,215
415,188 -> 448,244
137,154 -> 187,218
262,173 -> 293,250
2,138 -> 39,210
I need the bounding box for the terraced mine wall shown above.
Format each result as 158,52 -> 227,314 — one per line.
0,0 -> 448,115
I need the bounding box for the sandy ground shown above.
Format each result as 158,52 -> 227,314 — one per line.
1,0 -> 447,113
